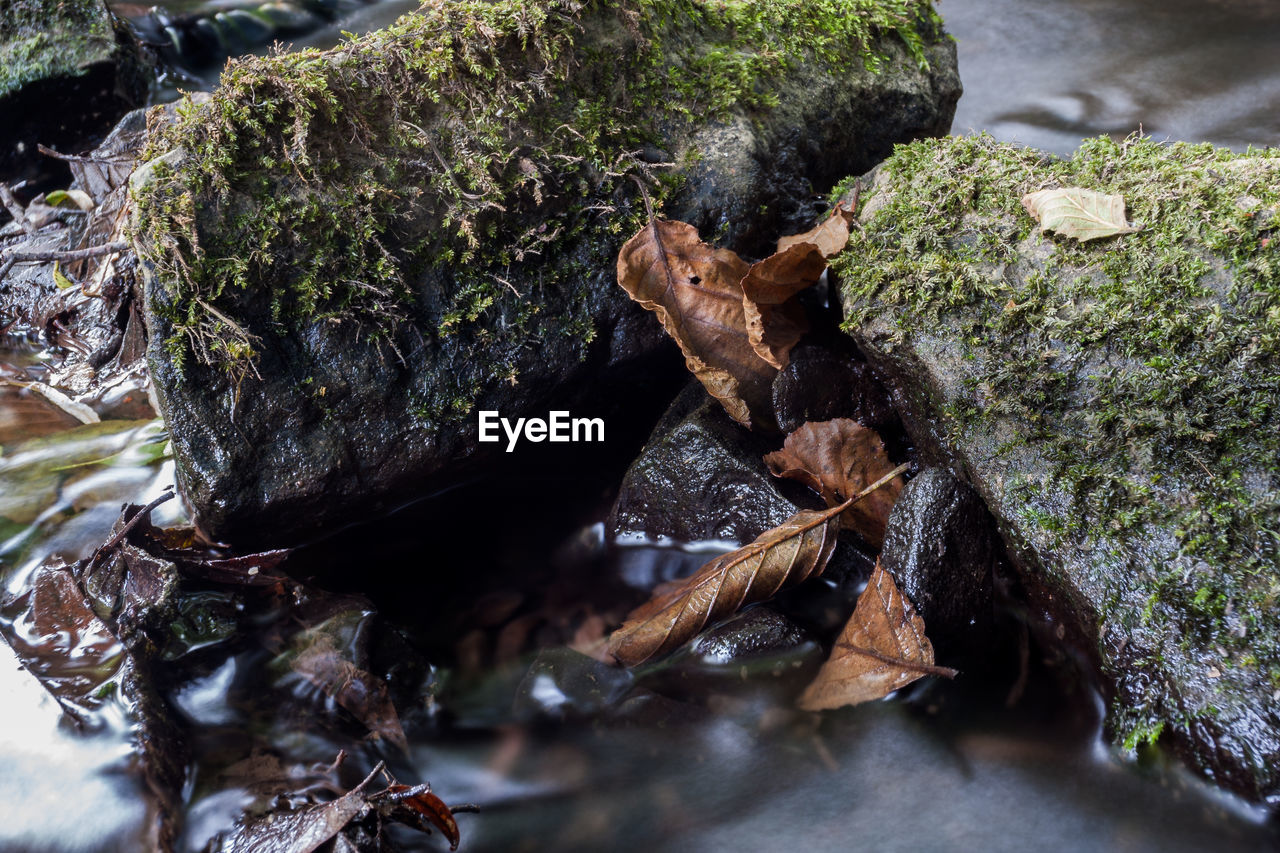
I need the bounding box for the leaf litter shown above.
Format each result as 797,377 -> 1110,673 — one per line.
608,461 -> 909,666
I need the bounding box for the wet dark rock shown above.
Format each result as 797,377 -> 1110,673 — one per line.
131,1 -> 961,546
837,135 -> 1280,805
513,648 -> 635,723
609,382 -> 800,545
772,344 -> 896,435
636,607 -> 823,702
880,467 -> 1001,663
0,0 -> 149,199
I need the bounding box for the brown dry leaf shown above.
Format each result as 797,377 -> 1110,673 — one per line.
617,219 -> 771,426
740,243 -> 827,369
608,507 -> 842,665
797,560 -> 957,711
776,201 -> 856,257
285,610 -> 408,752
1021,187 -> 1139,242
609,462 -> 909,666
763,419 -> 904,547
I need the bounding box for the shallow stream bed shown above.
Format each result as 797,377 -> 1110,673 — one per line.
3,0 -> 1280,850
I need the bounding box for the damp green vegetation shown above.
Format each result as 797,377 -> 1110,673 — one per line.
131,0 -> 942,419
837,134 -> 1280,707
0,0 -> 118,96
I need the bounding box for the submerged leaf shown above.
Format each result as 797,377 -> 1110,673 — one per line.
609,463 -> 909,666
616,219 -> 771,426
797,561 -> 956,711
1021,187 -> 1139,242
278,609 -> 408,752
763,419 -> 903,547
221,762 -> 381,853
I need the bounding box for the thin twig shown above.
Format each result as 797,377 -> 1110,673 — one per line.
87,488 -> 176,568
1,240 -> 129,267
0,183 -> 35,235
37,144 -> 132,164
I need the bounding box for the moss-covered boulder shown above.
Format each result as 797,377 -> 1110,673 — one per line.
0,0 -> 148,191
836,134 -> 1280,805
131,0 -> 960,545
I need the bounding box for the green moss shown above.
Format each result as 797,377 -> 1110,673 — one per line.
1121,719 -> 1166,752
131,0 -> 942,415
836,133 -> 1280,689
0,0 -> 118,96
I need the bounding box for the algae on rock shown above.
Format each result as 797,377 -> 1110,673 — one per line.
130,0 -> 961,543
836,134 -> 1280,804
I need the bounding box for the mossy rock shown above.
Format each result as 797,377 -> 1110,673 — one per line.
0,0 -> 149,189
836,134 -> 1280,805
131,0 -> 960,545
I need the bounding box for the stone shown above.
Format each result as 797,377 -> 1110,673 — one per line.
130,0 -> 961,546
836,134 -> 1280,805
880,467 -> 1001,663
0,0 -> 149,196
772,343 -> 897,435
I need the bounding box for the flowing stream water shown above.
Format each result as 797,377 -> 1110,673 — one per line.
3,1 -> 1280,850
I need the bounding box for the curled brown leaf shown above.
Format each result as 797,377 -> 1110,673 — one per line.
776,200 -> 857,257
740,243 -> 827,369
763,419 -> 903,547
797,560 -> 956,711
616,218 -> 770,427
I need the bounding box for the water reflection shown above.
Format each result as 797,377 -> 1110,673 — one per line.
947,0 -> 1280,153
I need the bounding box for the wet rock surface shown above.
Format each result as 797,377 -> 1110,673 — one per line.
771,343 -> 897,435
837,135 -> 1280,805
879,467 -> 1002,664
0,0 -> 148,198
132,0 -> 961,547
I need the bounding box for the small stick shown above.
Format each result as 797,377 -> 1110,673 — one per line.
2,240 -> 129,266
87,488 -> 176,567
0,183 -> 35,235
37,144 -> 132,164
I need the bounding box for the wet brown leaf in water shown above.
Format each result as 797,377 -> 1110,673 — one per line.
1021,187 -> 1139,242
763,419 -> 904,547
776,200 -> 857,257
286,611 -> 409,752
797,560 -> 957,711
221,762 -> 382,853
608,506 -> 841,665
616,219 -> 770,427
608,463 -> 909,666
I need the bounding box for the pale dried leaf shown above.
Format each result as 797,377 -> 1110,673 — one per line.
797,561 -> 956,711
763,419 -> 903,547
1021,187 -> 1139,242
